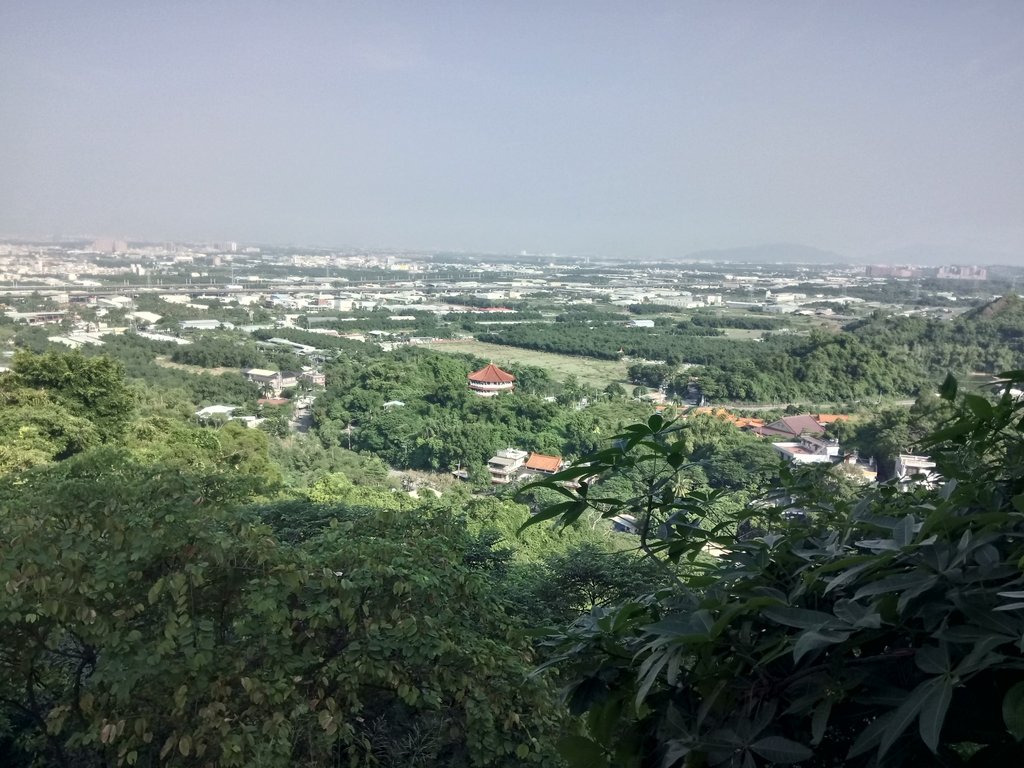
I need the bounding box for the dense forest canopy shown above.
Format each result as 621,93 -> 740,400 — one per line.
845,294 -> 1024,376
311,347 -> 651,476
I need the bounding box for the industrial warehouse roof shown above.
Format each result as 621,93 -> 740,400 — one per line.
467,363 -> 515,383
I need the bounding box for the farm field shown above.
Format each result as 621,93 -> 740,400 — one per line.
720,328 -> 766,340
424,339 -> 631,388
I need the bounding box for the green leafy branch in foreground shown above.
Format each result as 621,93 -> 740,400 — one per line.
520,372 -> 1024,767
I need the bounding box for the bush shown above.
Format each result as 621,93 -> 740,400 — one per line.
524,374 -> 1024,767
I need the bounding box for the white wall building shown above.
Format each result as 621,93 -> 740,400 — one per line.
772,435 -> 841,465
487,449 -> 530,484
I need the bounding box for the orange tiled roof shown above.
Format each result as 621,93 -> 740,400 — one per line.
526,453 -> 562,473
814,413 -> 851,424
468,363 -> 516,383
685,407 -> 764,429
733,417 -> 766,428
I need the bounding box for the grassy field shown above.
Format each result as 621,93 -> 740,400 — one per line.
425,339 -> 631,388
154,356 -> 236,376
720,328 -> 766,340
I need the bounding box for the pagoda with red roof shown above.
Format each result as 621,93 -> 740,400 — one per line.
467,363 -> 516,397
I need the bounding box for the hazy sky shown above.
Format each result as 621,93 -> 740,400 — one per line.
1,1 -> 1022,260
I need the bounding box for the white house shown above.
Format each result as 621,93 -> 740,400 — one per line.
245,368 -> 298,393
610,514 -> 640,535
180,319 -> 235,331
195,405 -> 236,420
126,311 -> 162,325
772,434 -> 841,465
487,448 -> 530,484
894,454 -> 940,490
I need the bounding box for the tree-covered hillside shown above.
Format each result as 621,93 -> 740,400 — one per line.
311,347 -> 651,477
846,294 -> 1024,376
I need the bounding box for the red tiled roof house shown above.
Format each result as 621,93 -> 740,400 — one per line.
467,363 -> 516,397
524,453 -> 563,475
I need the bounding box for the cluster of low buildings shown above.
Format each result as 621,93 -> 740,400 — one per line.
245,367 -> 324,396
677,409 -> 941,490
194,404 -> 262,428
484,448 -> 564,484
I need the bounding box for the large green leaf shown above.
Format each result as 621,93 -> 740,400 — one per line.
822,559 -> 887,595
847,711 -> 892,758
811,700 -> 833,746
878,679 -> 935,757
793,629 -> 851,663
762,605 -> 837,630
893,514 -> 916,547
832,598 -> 882,629
1002,681 -> 1024,741
558,735 -> 608,768
749,736 -> 813,763
964,394 -> 994,419
853,571 -> 937,601
645,610 -> 714,639
919,677 -> 953,753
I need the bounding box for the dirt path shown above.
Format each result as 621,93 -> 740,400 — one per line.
719,399 -> 917,412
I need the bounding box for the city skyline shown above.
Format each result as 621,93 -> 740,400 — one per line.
2,2 -> 1022,263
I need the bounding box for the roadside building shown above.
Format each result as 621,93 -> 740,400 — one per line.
487,448 -> 529,484
524,453 -> 563,475
685,407 -> 765,430
195,404 -> 236,421
246,368 -> 281,387
126,311 -> 162,325
246,368 -> 298,395
839,452 -> 878,483
180,319 -> 235,331
267,337 -> 319,355
771,434 -> 841,465
299,369 -> 326,387
136,331 -> 190,345
750,414 -> 827,439
5,310 -> 66,325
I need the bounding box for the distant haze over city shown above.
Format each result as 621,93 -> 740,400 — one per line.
1,2 -> 1022,263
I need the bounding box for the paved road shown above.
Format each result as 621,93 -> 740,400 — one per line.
718,399 -> 917,412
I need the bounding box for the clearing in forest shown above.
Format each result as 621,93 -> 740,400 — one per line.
424,339 -> 630,388
154,356 -> 237,376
